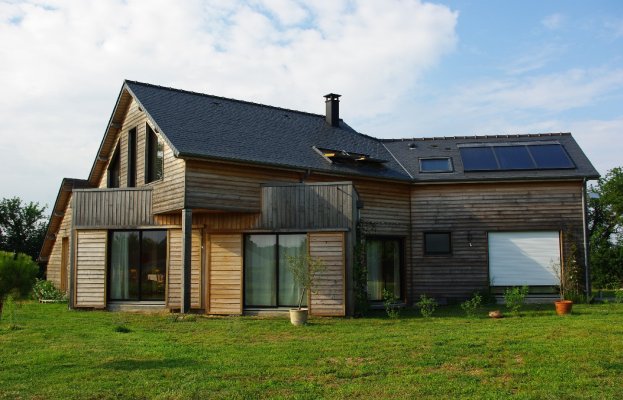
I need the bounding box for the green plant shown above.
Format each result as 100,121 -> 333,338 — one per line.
615,289 -> 623,304
550,245 -> 582,301
382,289 -> 400,319
114,325 -> 131,333
504,286 -> 529,316
1,295 -> 20,330
415,294 -> 437,318
32,279 -> 66,301
460,292 -> 483,317
286,254 -> 327,310
0,251 -> 38,313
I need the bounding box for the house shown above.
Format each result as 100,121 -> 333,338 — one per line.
38,80 -> 599,315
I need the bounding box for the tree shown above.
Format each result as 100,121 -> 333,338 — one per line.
588,167 -> 623,288
0,197 -> 48,261
0,251 -> 39,313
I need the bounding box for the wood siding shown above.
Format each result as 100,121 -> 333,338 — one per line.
167,229 -> 202,309
73,188 -> 154,228
96,98 -> 185,214
207,234 -> 243,315
410,181 -> 585,301
46,195 -> 74,290
75,230 -> 107,308
309,232 -> 346,316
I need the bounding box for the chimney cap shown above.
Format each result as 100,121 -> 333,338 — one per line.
324,93 -> 341,100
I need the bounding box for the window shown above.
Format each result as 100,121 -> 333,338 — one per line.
459,143 -> 575,171
244,234 -> 307,307
366,238 -> 402,301
424,232 -> 451,255
420,157 -> 453,172
314,146 -> 388,165
145,124 -> 164,183
107,146 -> 121,188
127,128 -> 137,187
109,230 -> 167,301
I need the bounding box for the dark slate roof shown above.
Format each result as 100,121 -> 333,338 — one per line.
382,134 -> 600,182
123,80 -> 599,183
125,81 -> 412,181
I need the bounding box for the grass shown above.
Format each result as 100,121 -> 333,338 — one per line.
1,302 -> 623,399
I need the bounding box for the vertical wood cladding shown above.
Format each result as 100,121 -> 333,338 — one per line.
309,232 -> 346,316
47,195 -> 74,289
74,230 -> 107,308
96,98 -> 185,213
410,181 -> 585,300
167,229 -> 202,309
73,189 -> 154,228
207,234 -> 243,315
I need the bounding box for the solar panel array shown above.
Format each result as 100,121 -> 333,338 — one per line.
459,144 -> 575,171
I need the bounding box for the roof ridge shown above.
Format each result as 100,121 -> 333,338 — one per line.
379,133 -> 572,142
124,79 -> 328,120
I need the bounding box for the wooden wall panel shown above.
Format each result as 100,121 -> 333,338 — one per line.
75,230 -> 107,308
73,189 -> 153,228
410,181 -> 585,301
46,195 -> 74,290
354,180 -> 411,236
167,230 -> 182,308
208,234 -> 243,315
309,232 -> 345,316
191,229 -> 202,309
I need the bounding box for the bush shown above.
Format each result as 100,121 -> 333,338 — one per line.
504,286 -> 529,316
0,294 -> 19,330
0,251 -> 38,303
32,279 -> 66,301
461,292 -> 483,317
382,289 -> 400,319
615,289 -> 623,304
415,294 -> 437,318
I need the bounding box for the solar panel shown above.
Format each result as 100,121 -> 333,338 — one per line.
459,147 -> 498,171
494,146 -> 535,170
528,144 -> 575,169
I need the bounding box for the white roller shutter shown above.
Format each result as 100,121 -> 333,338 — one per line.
489,231 -> 560,286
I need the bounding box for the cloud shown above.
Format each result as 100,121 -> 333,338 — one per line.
542,13 -> 564,30
0,0 -> 458,206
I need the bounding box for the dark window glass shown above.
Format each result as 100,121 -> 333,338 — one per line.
528,144 -> 575,169
109,230 -> 166,301
459,147 -> 498,171
420,158 -> 452,172
244,234 -> 307,308
494,146 -> 535,170
366,238 -> 402,301
424,232 -> 451,255
127,128 -> 137,187
107,147 -> 121,188
146,124 -> 164,183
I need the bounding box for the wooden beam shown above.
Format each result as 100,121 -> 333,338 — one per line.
181,209 -> 192,313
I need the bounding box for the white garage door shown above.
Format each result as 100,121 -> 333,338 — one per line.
489,231 -> 560,286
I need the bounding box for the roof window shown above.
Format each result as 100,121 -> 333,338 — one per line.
419,157 -> 453,173
458,142 -> 575,171
314,147 -> 387,165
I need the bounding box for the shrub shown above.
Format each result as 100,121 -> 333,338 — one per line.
460,292 -> 483,317
32,279 -> 66,301
382,289 -> 400,319
0,251 -> 38,313
504,286 -> 529,316
415,294 -> 437,318
615,289 -> 623,304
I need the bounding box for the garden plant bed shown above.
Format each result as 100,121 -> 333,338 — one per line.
1,302 -> 622,399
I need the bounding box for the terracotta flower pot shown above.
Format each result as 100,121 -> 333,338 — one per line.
289,309 -> 308,326
555,300 -> 573,315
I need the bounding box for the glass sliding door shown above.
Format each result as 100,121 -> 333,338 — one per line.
109,230 -> 166,301
244,233 -> 308,308
366,238 -> 402,301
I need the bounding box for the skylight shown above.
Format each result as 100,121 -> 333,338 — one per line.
314,147 -> 388,165
420,157 -> 453,173
459,143 -> 575,171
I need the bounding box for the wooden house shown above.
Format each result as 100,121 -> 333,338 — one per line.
38,81 -> 599,314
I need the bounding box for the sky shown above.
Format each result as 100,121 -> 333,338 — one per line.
1,0 -> 622,208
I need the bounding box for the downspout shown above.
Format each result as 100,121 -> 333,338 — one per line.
581,178 -> 591,297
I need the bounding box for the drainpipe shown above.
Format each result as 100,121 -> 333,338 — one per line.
581,178 -> 591,297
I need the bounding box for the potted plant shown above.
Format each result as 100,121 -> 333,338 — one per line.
551,245 -> 580,315
286,254 -> 326,326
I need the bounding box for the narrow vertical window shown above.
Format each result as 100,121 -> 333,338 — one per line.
145,124 -> 164,183
107,146 -> 120,188
366,238 -> 402,301
127,128 -> 137,187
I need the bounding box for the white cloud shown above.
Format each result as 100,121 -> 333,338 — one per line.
0,0 -> 458,206
542,13 -> 564,30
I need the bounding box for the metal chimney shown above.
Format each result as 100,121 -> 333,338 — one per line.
324,93 -> 341,127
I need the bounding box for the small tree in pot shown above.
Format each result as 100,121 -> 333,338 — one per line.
286,254 -> 326,326
551,244 -> 581,315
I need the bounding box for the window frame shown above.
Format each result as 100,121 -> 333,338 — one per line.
424,232 -> 452,256
419,157 -> 454,173
107,145 -> 121,188
127,127 -> 137,187
107,229 -> 167,302
145,123 -> 164,184
243,232 -> 308,308
365,236 -> 404,302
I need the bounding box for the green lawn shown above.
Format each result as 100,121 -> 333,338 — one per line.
1,302 -> 622,399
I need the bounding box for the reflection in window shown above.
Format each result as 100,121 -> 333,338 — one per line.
424,232 -> 452,255
366,238 -> 401,301
146,124 -> 164,183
